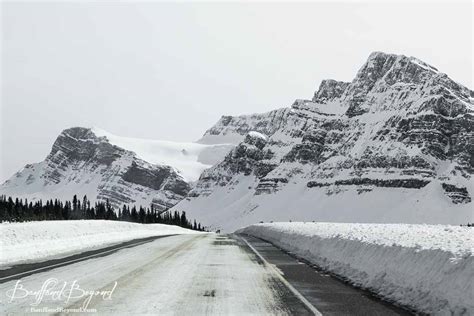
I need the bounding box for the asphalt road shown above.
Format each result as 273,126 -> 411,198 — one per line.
0,233 -> 413,315
0,234 -> 177,284
238,234 -> 413,316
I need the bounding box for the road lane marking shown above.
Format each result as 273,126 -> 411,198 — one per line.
0,235 -> 175,282
241,236 -> 323,316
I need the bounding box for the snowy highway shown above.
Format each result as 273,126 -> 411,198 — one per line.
0,234 -> 410,315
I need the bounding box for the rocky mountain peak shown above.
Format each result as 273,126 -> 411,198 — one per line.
49,127 -> 120,166
356,52 -> 438,82
174,52 -> 474,231
1,126 -> 192,210
346,52 -> 440,95
341,52 -> 473,117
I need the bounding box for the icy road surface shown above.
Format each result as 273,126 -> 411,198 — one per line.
0,234 -> 410,315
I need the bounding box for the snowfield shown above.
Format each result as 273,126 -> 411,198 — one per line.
175,176 -> 474,232
238,222 -> 473,315
0,220 -> 203,267
92,127 -> 234,182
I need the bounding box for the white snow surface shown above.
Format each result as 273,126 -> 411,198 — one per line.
174,175 -> 474,233
239,222 -> 474,315
248,131 -> 268,141
0,220 -> 202,267
92,127 -> 233,182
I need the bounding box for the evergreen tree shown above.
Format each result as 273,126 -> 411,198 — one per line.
131,206 -> 138,222
138,207 -> 146,223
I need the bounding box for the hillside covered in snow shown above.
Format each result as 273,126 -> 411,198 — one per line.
174,52 -> 474,231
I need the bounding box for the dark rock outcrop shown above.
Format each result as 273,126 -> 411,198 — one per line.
441,183 -> 471,204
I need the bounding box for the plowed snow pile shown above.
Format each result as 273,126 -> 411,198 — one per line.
239,222 -> 473,315
0,220 -> 202,267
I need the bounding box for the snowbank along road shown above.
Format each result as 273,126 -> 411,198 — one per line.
0,234 -> 411,315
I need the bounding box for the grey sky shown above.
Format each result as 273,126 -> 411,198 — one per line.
1,1 -> 472,182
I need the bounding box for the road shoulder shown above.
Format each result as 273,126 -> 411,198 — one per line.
237,234 -> 414,316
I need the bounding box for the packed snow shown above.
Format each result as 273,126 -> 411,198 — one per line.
92,127 -> 234,182
0,220 -> 203,267
239,222 -> 474,315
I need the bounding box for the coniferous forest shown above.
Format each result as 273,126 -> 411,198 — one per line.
0,195 -> 205,231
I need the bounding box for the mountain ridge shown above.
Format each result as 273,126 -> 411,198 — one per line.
0,127 -> 233,210
2,52 -> 472,230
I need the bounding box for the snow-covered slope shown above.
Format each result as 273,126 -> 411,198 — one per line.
239,222 -> 473,315
0,220 -> 203,266
92,127 -> 233,182
0,128 -> 233,209
174,52 -> 474,231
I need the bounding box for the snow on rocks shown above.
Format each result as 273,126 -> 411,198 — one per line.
239,222 -> 474,315
0,220 -> 203,267
177,52 -> 474,232
247,131 -> 268,141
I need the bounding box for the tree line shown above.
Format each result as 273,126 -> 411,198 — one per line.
0,195 -> 205,231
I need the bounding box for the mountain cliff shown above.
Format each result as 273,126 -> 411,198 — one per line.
173,52 -> 474,231
0,127 -> 233,210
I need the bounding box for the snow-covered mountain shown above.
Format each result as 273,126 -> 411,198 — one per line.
173,52 -> 474,231
0,127 -> 233,210
2,52 -> 473,230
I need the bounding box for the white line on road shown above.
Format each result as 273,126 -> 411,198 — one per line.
241,236 -> 323,316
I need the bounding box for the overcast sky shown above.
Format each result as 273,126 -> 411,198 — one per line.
1,1 -> 472,182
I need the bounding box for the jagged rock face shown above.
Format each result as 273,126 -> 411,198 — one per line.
192,133 -> 274,194
313,80 -> 350,103
0,127 -> 190,210
198,108 -> 291,144
176,52 -> 474,231
441,183 -> 471,204
342,52 -> 473,117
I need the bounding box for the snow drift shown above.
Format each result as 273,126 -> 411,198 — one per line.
239,222 -> 473,315
0,220 -> 203,267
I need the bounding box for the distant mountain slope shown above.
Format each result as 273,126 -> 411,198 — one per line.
173,52 -> 474,231
0,127 -> 233,209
